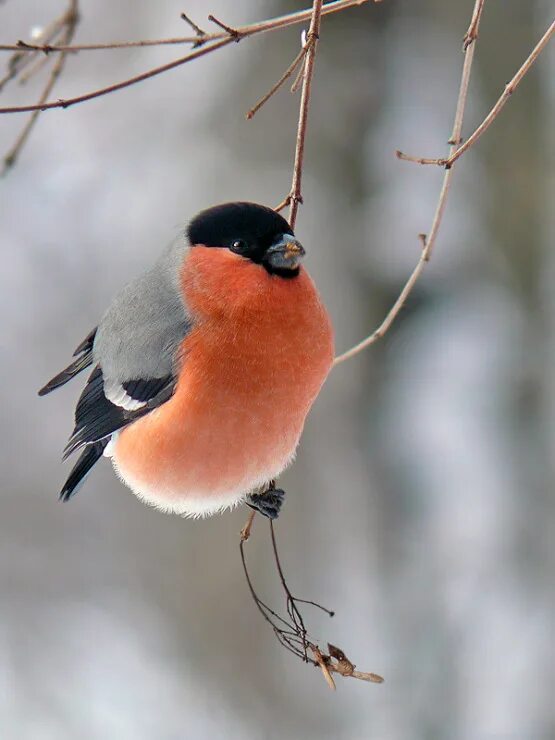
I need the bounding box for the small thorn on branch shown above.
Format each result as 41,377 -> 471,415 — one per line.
180,12 -> 207,48
463,0 -> 485,50
462,30 -> 478,51
208,15 -> 241,41
396,149 -> 446,166
274,193 -> 303,213
16,40 -> 42,52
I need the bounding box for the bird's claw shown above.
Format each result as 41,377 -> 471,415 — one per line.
246,487 -> 285,520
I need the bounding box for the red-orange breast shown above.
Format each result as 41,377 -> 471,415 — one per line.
113,247 -> 334,516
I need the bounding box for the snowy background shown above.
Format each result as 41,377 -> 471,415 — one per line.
1,1 -> 554,738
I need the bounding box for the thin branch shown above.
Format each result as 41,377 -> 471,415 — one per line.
0,36 -> 234,114
240,510 -> 256,542
179,12 -> 207,48
270,520 -> 309,659
463,0 -> 486,51
239,509 -> 384,689
246,46 -> 307,120
275,0 -> 384,222
395,18 -> 554,168
0,9 -> 72,92
207,15 -> 241,41
334,0 -> 487,365
18,51 -> 54,85
274,196 -> 292,213
446,18 -> 555,167
290,59 -> 307,94
4,35 -> 203,53
336,13 -> 554,364
287,0 -> 324,230
0,0 -> 368,54
239,520 -> 311,663
0,1 -> 367,116
1,0 -> 78,175
395,150 -> 443,166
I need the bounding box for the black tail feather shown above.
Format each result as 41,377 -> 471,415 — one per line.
60,439 -> 108,502
72,327 -> 97,357
39,328 -> 97,396
39,353 -> 93,396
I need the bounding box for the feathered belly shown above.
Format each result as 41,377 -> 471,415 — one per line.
113,267 -> 334,517
113,400 -> 302,517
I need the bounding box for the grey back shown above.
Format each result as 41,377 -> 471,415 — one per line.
93,235 -> 192,383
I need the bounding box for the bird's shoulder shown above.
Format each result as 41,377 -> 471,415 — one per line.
67,237 -> 192,455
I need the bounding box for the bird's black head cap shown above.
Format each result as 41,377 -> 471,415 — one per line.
187,202 -> 301,277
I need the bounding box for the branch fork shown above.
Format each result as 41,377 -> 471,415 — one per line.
240,511 -> 384,690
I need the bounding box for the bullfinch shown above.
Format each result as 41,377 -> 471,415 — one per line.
39,202 -> 334,518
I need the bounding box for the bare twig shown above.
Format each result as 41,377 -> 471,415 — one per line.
4,35 -> 204,53
336,11 -> 554,364
207,15 -> 241,41
0,37 -> 234,114
334,0 -> 487,365
0,1 -> 367,54
463,0 -> 486,51
246,46 -> 307,120
239,520 -> 310,663
280,0 -> 386,225
0,1 -> 366,115
446,18 -> 555,167
0,10 -> 72,93
18,52 -> 54,85
1,0 -> 79,175
239,509 -> 383,689
395,18 -> 554,168
274,196 -> 292,213
270,520 -> 310,659
240,510 -> 256,542
287,0 -> 324,230
179,12 -> 207,48
290,59 -> 307,94
395,150 -> 443,166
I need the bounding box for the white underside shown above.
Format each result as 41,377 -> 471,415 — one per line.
110,446 -> 297,519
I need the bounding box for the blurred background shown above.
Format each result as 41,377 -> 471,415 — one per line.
1,1 -> 554,738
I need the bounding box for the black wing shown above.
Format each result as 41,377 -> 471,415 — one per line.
63,366 -> 175,458
59,366 -> 175,500
38,328 -> 97,396
44,238 -> 191,500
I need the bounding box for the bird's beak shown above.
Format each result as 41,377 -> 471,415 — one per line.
264,234 -> 306,271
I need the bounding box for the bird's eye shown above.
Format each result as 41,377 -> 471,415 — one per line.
230,239 -> 249,254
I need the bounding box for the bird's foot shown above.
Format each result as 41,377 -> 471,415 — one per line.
246,485 -> 285,520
